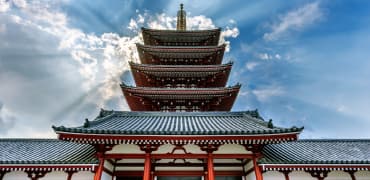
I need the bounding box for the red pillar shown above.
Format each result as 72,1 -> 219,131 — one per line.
94,157 -> 105,180
143,153 -> 151,180
207,152 -> 215,180
252,156 -> 263,180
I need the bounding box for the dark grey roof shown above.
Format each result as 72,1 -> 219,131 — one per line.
260,139 -> 370,164
0,139 -> 97,164
53,110 -> 302,135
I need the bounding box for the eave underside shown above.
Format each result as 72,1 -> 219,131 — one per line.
130,63 -> 232,88
141,28 -> 221,46
137,44 -> 225,65
121,86 -> 240,111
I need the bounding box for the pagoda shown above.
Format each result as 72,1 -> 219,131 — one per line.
53,4 -> 302,180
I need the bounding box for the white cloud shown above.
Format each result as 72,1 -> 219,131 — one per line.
0,103 -> 16,135
263,2 -> 322,41
252,86 -> 284,102
275,54 -> 281,59
246,62 -> 259,71
12,0 -> 27,9
0,3 -> 240,137
258,53 -> 272,60
0,0 -> 10,12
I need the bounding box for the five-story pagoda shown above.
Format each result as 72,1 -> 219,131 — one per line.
53,4 -> 302,180
122,4 -> 238,112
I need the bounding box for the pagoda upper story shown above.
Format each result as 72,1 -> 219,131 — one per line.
122,4 -> 240,112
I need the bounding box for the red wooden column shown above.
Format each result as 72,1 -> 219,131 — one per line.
244,145 -> 264,180
207,152 -> 215,180
94,155 -> 105,180
252,156 -> 263,180
140,144 -> 159,180
199,144 -> 219,180
93,144 -> 113,180
143,152 -> 151,180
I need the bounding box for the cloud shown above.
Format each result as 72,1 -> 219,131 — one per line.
0,0 -> 10,12
0,2 -> 240,138
0,102 -> 16,135
12,0 -> 27,9
263,2 -> 322,41
245,62 -> 259,71
252,85 -> 284,102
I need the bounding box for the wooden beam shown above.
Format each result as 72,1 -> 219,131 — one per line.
114,162 -> 244,167
105,153 -> 254,159
114,170 -> 243,177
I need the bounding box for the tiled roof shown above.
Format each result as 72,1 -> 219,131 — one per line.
0,139 -> 97,164
53,110 -> 302,136
260,139 -> 370,164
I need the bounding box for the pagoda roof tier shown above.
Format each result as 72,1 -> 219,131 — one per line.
137,43 -> 226,65
142,27 -> 221,46
53,110 -> 303,145
260,139 -> 370,171
0,139 -> 97,171
129,62 -> 232,87
121,84 -> 241,111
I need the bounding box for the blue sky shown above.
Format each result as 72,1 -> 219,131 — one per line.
0,0 -> 370,138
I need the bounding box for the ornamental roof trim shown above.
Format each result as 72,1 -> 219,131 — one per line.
0,139 -> 97,165
129,62 -> 232,72
260,139 -> 370,165
121,83 -> 241,92
141,27 -> 221,33
137,43 -> 226,51
53,110 -> 303,137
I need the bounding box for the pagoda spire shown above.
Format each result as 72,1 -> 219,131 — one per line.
177,3 -> 186,30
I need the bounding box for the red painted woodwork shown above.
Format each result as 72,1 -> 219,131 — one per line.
121,85 -> 240,112
207,153 -> 215,180
65,170 -> 77,180
253,156 -> 263,180
279,170 -> 291,180
306,170 -> 329,180
0,165 -> 94,171
25,170 -> 50,180
137,44 -> 225,65
58,132 -> 299,144
143,153 -> 151,180
130,63 -> 232,88
261,164 -> 370,171
141,28 -> 221,47
114,170 -> 244,177
344,170 -> 357,180
94,157 -> 105,180
104,153 -> 255,159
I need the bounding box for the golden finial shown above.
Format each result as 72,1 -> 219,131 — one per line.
177,3 -> 186,30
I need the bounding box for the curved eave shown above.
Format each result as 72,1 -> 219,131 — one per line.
260,164 -> 370,171
54,130 -> 302,145
137,43 -> 226,52
129,62 -> 232,72
0,164 -> 97,171
141,27 -> 221,34
120,84 -> 241,94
